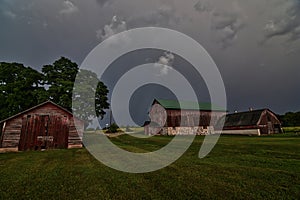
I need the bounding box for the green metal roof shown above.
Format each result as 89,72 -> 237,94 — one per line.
154,99 -> 226,111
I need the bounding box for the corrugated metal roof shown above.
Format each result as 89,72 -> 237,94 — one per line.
155,99 -> 226,111
223,109 -> 265,127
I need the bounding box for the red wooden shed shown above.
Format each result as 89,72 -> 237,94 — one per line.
0,101 -> 84,151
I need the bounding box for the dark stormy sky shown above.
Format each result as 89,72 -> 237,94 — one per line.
1,0 -> 300,125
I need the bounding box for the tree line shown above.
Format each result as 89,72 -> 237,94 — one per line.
279,112 -> 300,127
0,57 -> 109,126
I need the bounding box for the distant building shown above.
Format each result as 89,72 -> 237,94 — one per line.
0,101 -> 84,151
216,109 -> 283,136
144,99 -> 227,135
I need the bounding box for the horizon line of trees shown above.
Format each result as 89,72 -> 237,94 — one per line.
278,112 -> 300,127
0,57 -> 109,126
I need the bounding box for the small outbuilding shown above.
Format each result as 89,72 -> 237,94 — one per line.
217,109 -> 283,136
144,99 -> 227,135
0,101 -> 84,151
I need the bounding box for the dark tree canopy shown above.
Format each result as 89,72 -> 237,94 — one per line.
0,57 -> 110,126
279,112 -> 300,127
0,62 -> 47,120
42,57 -> 78,111
72,69 -> 110,126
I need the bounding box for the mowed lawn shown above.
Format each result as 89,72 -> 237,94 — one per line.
0,134 -> 299,200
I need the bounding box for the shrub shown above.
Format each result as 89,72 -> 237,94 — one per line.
107,123 -> 119,133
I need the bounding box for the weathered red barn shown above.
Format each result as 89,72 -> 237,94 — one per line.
144,99 -> 227,135
0,101 -> 84,151
216,109 -> 283,136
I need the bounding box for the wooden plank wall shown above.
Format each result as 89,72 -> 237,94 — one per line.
149,102 -> 226,128
146,102 -> 226,135
1,103 -> 83,149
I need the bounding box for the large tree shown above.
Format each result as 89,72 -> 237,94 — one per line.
42,57 -> 78,111
42,57 -> 110,125
72,69 -> 110,126
0,62 -> 47,120
0,58 -> 110,126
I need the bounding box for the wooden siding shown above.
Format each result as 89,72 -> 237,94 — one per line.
18,115 -> 69,151
146,102 -> 226,135
0,102 -> 84,150
221,109 -> 282,135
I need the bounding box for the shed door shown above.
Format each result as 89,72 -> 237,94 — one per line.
19,115 -> 69,151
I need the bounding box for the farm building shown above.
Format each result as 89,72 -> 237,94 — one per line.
0,101 -> 84,151
216,109 -> 283,136
144,99 -> 227,135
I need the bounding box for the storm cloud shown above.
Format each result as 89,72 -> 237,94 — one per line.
263,0 -> 300,42
194,0 -> 245,48
96,15 -> 127,41
0,0 -> 300,117
59,0 -> 79,15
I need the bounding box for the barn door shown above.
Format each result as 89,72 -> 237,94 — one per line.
267,122 -> 274,134
19,115 -> 69,151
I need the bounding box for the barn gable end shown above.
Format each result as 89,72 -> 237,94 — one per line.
218,109 -> 283,135
0,101 -> 84,150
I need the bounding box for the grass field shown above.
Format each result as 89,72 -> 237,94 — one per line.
283,126 -> 300,134
0,133 -> 299,200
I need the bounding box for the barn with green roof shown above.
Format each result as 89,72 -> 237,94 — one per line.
144,99 -> 227,135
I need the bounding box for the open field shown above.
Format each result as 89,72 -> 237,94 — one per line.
0,133 -> 299,199
283,127 -> 300,134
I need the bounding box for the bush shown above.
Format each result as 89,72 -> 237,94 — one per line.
107,123 -> 119,133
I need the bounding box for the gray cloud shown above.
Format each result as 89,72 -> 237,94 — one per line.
60,0 -> 79,15
0,0 -> 300,114
128,5 -> 180,27
2,10 -> 17,19
96,16 -> 127,41
263,0 -> 300,42
211,11 -> 245,48
155,52 -> 175,76
194,0 -> 212,13
194,0 -> 245,48
95,0 -> 111,6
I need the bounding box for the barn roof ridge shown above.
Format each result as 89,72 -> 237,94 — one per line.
221,109 -> 268,127
154,98 -> 227,111
226,108 -> 268,116
0,100 -> 73,124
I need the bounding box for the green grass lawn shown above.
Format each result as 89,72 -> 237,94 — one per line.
0,134 -> 299,200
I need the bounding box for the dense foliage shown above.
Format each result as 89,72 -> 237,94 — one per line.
0,57 -> 110,125
279,112 -> 300,127
106,123 -> 119,133
0,62 -> 47,120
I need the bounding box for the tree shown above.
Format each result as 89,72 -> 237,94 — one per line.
42,57 -> 78,111
43,57 -> 110,126
72,69 -> 110,127
280,112 -> 300,127
0,62 -> 47,120
0,57 -> 110,127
